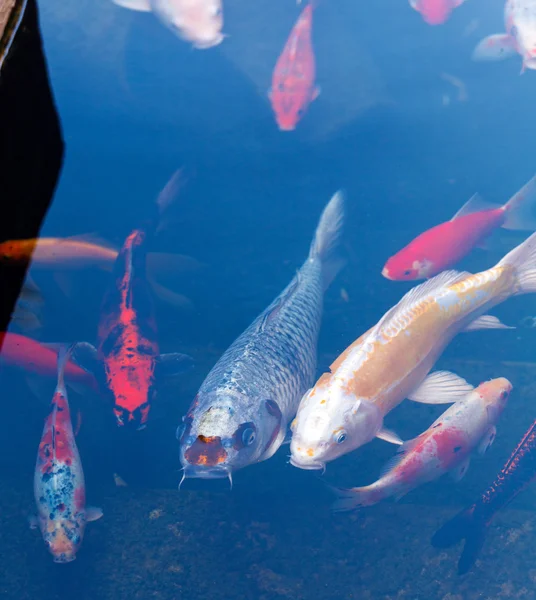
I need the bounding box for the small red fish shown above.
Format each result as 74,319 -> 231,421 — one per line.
269,4 -> 320,131
409,0 -> 467,25
383,174 -> 536,281
0,332 -> 98,392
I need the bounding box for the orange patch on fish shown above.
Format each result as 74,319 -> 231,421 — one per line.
184,435 -> 228,466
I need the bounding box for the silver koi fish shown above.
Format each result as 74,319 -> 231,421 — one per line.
177,191 -> 345,482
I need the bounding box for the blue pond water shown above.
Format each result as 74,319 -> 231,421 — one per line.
2,0 -> 536,597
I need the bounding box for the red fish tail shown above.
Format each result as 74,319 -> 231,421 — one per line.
431,504 -> 488,575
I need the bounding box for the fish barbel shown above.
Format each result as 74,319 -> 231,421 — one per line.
290,230 -> 536,471
178,191 -> 345,480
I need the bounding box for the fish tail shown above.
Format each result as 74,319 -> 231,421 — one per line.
431,504 -> 487,575
55,343 -> 77,397
309,190 -> 345,290
329,484 -> 381,512
501,173 -> 536,231
496,230 -> 536,295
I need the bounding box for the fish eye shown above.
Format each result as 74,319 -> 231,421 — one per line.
297,109 -> 304,117
335,431 -> 347,444
404,270 -> 412,276
242,428 -> 256,446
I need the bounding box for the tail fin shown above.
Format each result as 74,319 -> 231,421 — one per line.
55,344 -> 76,396
502,174 -> 536,231
431,505 -> 487,575
496,230 -> 536,295
329,484 -> 380,512
309,191 -> 345,290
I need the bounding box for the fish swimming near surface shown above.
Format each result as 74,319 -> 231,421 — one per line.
472,0 -> 536,73
409,0 -> 467,25
432,413 -> 536,574
32,345 -> 103,563
332,378 -> 511,512
290,231 -> 536,472
178,191 -> 345,483
112,0 -> 224,49
382,174 -> 536,281
269,3 -> 320,131
74,227 -> 194,430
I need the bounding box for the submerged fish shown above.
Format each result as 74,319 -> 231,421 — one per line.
290,231 -> 536,471
0,332 -> 98,392
383,174 -> 536,281
473,0 -> 536,73
75,228 -> 194,429
409,0 -> 467,25
32,345 -> 103,563
432,411 -> 536,574
332,378 -> 511,512
178,192 -> 345,481
112,0 -> 224,49
269,4 -> 320,131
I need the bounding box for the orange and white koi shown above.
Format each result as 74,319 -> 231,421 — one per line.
32,345 -> 102,563
332,378 -> 511,512
290,231 -> 536,471
473,0 -> 536,73
409,0 -> 467,26
269,4 -> 320,131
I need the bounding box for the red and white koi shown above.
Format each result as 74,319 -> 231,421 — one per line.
473,0 -> 536,73
32,345 -> 102,563
332,378 -> 511,512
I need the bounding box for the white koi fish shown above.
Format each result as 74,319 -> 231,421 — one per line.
473,0 -> 536,73
113,0 -> 224,49
290,231 -> 536,471
332,378 -> 511,512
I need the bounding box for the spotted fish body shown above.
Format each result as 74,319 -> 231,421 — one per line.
98,229 -> 159,428
290,231 -> 536,471
33,346 -> 102,563
179,192 -> 345,479
332,378 -> 511,512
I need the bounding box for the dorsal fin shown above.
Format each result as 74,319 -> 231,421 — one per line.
450,193 -> 500,221
257,276 -> 300,333
376,270 -> 471,332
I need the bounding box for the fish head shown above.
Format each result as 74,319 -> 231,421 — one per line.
477,377 -> 512,423
159,0 -> 224,48
412,0 -> 451,25
41,517 -> 84,563
178,391 -> 283,479
269,88 -> 311,131
290,384 -> 383,470
382,255 -> 433,281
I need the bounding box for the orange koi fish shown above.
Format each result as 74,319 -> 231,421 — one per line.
269,4 -> 320,131
75,228 -> 194,429
32,345 -> 102,563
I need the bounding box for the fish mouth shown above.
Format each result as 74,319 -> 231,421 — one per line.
381,267 -> 393,280
182,465 -> 231,480
289,456 -> 326,472
524,57 -> 536,70
52,553 -> 76,564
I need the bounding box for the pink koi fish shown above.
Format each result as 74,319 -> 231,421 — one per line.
410,0 -> 467,25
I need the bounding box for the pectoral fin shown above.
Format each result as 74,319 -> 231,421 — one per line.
71,342 -> 106,389
112,0 -> 151,11
86,506 -> 104,522
450,457 -> 471,482
155,353 -> 195,379
376,427 -> 403,446
477,426 -> 497,455
463,315 -> 513,332
407,371 -> 473,404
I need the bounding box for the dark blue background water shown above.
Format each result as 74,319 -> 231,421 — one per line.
2,0 -> 536,597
